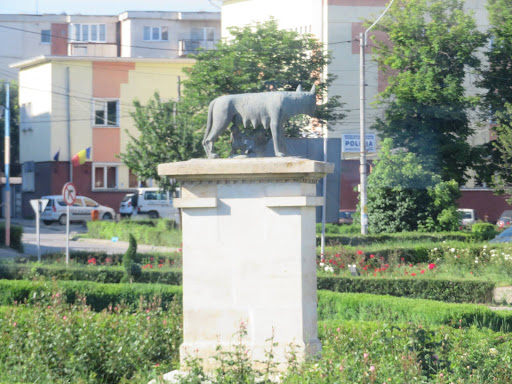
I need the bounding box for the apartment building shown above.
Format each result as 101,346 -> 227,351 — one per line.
222,0 -> 508,221
0,11 -> 220,78
12,56 -> 193,217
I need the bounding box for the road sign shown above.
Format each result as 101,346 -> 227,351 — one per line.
30,199 -> 49,214
30,199 -> 49,262
62,182 -> 77,206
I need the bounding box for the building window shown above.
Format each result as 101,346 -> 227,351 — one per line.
93,164 -> 118,189
191,27 -> 215,41
41,29 -> 51,44
144,26 -> 169,41
129,169 -> 139,188
71,24 -> 106,42
94,99 -> 119,126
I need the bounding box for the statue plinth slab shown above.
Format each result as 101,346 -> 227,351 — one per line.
158,157 -> 334,370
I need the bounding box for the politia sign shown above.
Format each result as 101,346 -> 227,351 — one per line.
62,182 -> 77,206
342,134 -> 376,153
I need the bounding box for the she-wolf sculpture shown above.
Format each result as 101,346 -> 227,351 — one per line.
203,85 -> 316,158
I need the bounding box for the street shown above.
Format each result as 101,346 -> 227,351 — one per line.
1,219 -> 177,257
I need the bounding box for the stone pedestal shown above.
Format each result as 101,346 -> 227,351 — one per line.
158,157 -> 334,369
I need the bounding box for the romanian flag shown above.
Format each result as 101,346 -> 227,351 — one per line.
71,147 -> 91,167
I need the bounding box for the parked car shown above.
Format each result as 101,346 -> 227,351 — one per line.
129,188 -> 180,223
119,193 -> 134,217
497,210 -> 512,228
41,195 -> 115,225
458,208 -> 477,226
338,210 -> 356,225
490,226 -> 512,243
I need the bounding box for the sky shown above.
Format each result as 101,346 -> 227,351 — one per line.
0,0 -> 221,15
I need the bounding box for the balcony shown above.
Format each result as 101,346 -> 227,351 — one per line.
68,42 -> 118,57
178,40 -> 217,56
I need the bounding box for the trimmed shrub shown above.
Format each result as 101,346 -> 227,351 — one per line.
317,291 -> 512,332
86,219 -> 181,247
0,223 -> 23,252
317,276 -> 495,303
122,234 -> 141,283
472,222 -> 498,241
0,279 -> 182,311
318,232 -> 474,247
0,264 -> 182,285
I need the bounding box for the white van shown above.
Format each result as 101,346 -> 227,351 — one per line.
130,188 -> 180,223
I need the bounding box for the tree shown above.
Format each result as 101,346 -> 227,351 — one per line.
367,139 -> 460,233
119,92 -> 203,190
0,81 -> 20,176
477,0 -> 512,196
181,19 -> 345,155
370,0 -> 486,184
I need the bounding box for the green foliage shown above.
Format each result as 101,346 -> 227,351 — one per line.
0,297 -> 182,382
371,0 -> 487,184
366,139 -> 461,233
0,280 -> 182,312
87,219 -> 181,247
0,264 -> 183,286
317,276 -> 494,303
181,19 -> 345,156
318,291 -> 512,333
0,223 -> 23,252
472,223 -> 498,241
119,92 -> 203,190
122,234 -> 141,283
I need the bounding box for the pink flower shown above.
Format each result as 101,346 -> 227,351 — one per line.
363,353 -> 369,359
63,316 -> 67,320
147,316 -> 151,320
370,366 -> 375,371
163,320 -> 167,325
339,365 -> 344,371
421,270 -> 425,274
13,322 -> 16,327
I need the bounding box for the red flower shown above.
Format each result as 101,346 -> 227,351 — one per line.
421,270 -> 425,274
411,273 -> 416,276
357,250 -> 363,255
370,254 -> 374,258
158,264 -> 163,268
401,257 -> 404,261
409,264 -> 413,267
428,263 -> 436,270
380,256 -> 384,260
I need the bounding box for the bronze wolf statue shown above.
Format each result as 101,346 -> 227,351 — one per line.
203,85 -> 316,158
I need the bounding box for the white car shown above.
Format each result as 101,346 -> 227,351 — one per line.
458,208 -> 477,226
119,193 -> 134,217
130,188 -> 180,222
41,195 -> 115,225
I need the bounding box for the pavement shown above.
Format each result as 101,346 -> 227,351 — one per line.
1,218 -> 178,257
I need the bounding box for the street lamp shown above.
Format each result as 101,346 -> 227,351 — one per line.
359,0 -> 396,235
1,83 -> 10,246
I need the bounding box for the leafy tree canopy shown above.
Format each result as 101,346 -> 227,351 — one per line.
367,139 -> 460,233
370,0 -> 486,184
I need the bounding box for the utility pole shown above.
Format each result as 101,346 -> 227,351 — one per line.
66,67 -> 72,182
359,0 -> 396,235
4,82 -> 10,247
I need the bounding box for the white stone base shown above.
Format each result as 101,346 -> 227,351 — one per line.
158,158 -> 333,372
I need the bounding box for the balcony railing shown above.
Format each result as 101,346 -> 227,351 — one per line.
178,40 -> 217,56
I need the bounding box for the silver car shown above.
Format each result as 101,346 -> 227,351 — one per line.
40,195 -> 115,225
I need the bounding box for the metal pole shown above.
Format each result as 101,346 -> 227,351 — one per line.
359,33 -> 368,235
66,67 -> 72,182
359,0 -> 396,236
4,82 -> 10,246
36,207 -> 40,262
66,205 -> 70,264
320,130 -> 327,258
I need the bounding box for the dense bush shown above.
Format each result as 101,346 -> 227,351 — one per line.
16,250 -> 182,266
0,264 -> 183,286
0,299 -> 182,383
472,222 -> 498,241
318,291 -> 512,332
0,223 -> 23,252
87,219 -> 181,247
318,231 -> 473,247
317,275 -> 494,303
0,280 -> 182,311
122,234 -> 141,283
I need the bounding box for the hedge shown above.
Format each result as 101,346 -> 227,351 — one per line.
0,279 -> 182,311
0,263 -> 496,303
317,276 -> 495,303
86,219 -> 181,247
0,223 -> 23,252
0,264 -> 182,285
318,232 -> 474,247
16,250 -> 182,266
317,291 -> 512,332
